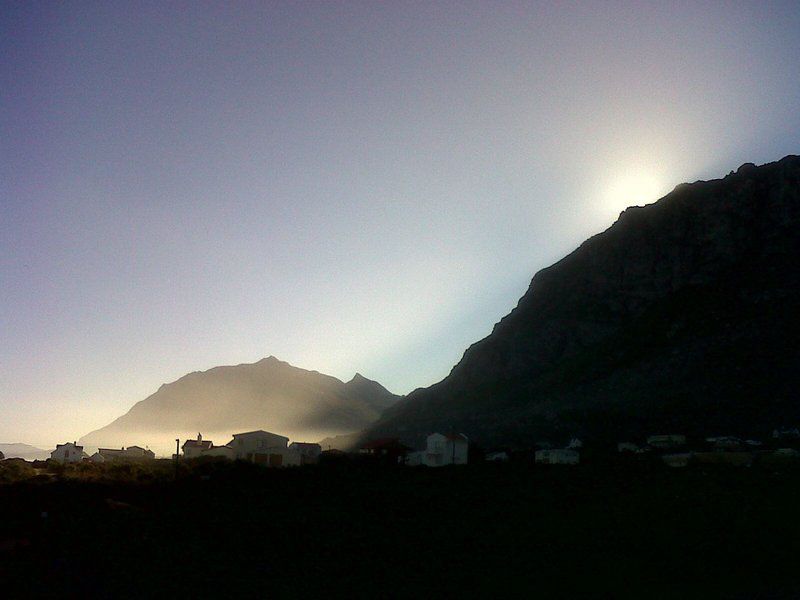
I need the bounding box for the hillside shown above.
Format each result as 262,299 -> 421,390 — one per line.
80,357 -> 399,454
0,443 -> 50,461
367,156 -> 800,448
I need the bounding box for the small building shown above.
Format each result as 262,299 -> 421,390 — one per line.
227,430 -> 297,466
289,442 -> 322,465
182,433 -> 213,458
97,448 -> 125,462
424,433 -> 468,467
97,446 -> 155,462
124,446 -> 156,460
50,442 -> 88,463
535,448 -> 579,465
360,438 -> 412,465
89,452 -> 105,463
647,434 -> 687,449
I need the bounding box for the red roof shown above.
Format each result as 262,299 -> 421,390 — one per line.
445,433 -> 468,442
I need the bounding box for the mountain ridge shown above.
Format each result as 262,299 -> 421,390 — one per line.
366,155 -> 800,448
80,357 -> 400,454
0,443 -> 50,460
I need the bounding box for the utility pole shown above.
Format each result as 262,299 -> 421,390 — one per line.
175,438 -> 180,480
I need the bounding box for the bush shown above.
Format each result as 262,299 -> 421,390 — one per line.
0,458 -> 37,483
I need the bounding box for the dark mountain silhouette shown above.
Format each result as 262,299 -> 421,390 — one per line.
367,156 -> 800,448
80,357 -> 399,453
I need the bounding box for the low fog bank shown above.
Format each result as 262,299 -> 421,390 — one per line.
79,428 -> 351,458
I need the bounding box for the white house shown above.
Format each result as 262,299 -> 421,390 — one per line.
229,430 -> 294,466
50,442 -> 88,463
124,446 -> 155,460
288,442 -> 322,465
97,448 -> 125,461
97,446 -> 155,462
424,433 -> 468,467
182,433 -> 213,458
535,448 -> 579,465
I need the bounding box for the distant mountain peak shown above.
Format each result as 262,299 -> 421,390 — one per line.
80,357 -> 400,454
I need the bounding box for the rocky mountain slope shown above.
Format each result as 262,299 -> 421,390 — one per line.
80,357 -> 399,453
367,156 -> 800,448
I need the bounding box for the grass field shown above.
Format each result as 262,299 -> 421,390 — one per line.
2,457 -> 800,598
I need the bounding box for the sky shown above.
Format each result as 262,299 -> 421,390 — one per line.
2,1 -> 799,448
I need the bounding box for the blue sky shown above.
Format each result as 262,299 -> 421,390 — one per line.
2,1 -> 799,446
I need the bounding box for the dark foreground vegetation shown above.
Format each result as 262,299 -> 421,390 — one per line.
2,457 -> 800,599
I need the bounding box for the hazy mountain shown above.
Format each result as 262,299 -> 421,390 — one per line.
80,357 -> 399,454
0,443 -> 50,460
367,156 -> 800,448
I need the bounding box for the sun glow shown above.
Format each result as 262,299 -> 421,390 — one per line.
603,172 -> 667,215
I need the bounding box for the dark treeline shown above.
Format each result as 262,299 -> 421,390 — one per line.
2,457 -> 800,598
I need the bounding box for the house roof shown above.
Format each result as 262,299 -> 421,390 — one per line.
55,443 -> 83,451
289,442 -> 321,448
231,430 -> 289,441
182,439 -> 212,450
